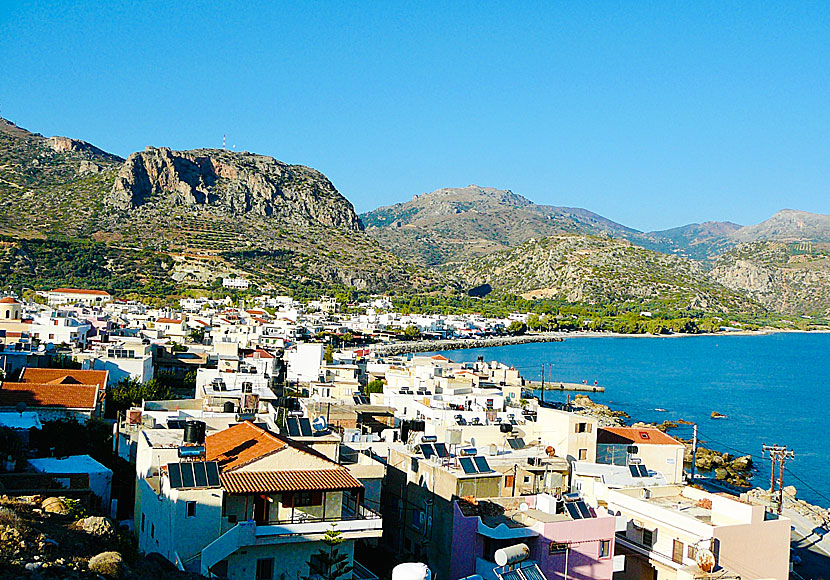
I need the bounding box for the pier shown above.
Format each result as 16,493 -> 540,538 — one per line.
525,381 -> 605,393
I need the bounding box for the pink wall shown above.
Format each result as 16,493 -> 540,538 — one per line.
538,516 -> 615,580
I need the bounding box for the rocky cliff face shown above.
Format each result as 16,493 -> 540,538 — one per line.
108,147 -> 363,230
710,241 -> 830,315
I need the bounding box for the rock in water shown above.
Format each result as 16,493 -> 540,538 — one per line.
76,515 -> 115,537
88,551 -> 124,579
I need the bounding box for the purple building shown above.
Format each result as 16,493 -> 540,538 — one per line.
450,494 -> 618,580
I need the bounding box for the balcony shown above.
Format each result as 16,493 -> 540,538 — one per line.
254,504 -> 383,542
202,505 -> 382,575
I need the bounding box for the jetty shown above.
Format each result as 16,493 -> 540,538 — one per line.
369,333 -> 564,356
525,381 -> 605,393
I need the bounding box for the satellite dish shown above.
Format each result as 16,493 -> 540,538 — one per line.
545,446 -> 556,457
37,344 -> 46,353
470,437 -> 477,448
519,503 -> 529,513
312,416 -> 328,432
696,548 -> 716,573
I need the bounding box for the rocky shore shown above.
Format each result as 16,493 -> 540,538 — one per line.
369,332 -> 563,356
0,495 -> 198,579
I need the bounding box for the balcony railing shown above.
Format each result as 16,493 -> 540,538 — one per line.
257,504 -> 381,526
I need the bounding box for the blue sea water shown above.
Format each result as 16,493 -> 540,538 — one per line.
426,332 -> 830,508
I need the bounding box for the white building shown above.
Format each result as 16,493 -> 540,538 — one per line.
45,288 -> 112,307
135,421 -> 382,578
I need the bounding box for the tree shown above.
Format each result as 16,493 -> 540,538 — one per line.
365,379 -> 384,394
108,377 -> 172,413
324,345 -> 334,364
507,321 -> 526,335
526,313 -> 541,331
304,525 -> 353,580
404,325 -> 421,340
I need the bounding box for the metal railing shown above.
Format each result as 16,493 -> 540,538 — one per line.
257,504 -> 381,526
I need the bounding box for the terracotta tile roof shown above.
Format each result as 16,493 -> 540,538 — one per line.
246,349 -> 275,359
205,421 -> 288,471
598,427 -> 683,446
21,369 -> 108,390
0,382 -> 99,409
50,288 -> 111,296
155,318 -> 183,324
221,468 -> 363,494
0,297 -> 19,304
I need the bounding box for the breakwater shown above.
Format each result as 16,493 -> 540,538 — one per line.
369,333 -> 563,356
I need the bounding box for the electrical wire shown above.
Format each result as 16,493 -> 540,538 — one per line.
694,429 -> 830,506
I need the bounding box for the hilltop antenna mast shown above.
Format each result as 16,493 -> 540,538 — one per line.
763,444 -> 795,514
222,134 -> 226,149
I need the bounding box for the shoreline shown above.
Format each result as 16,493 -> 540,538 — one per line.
370,327 -> 830,356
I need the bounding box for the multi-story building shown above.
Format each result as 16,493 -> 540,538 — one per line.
135,420 -> 382,579
599,484 -> 790,580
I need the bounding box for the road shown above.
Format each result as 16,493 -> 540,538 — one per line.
791,528 -> 830,579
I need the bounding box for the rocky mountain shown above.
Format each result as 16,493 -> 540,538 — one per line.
361,185 -> 640,265
730,209 -> 830,244
710,240 -> 830,316
108,147 -> 362,230
448,234 -> 760,313
0,117 -> 422,295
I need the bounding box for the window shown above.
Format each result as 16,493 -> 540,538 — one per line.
523,476 -> 531,483
578,448 -> 588,460
599,539 -> 611,558
505,474 -> 515,489
549,542 -> 568,555
642,529 -> 654,548
185,501 -> 196,518
687,544 -> 698,559
292,491 -> 321,507
256,557 -> 274,580
672,539 -> 684,564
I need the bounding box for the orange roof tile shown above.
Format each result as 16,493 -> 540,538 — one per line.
221,469 -> 363,494
206,421 -> 288,471
155,318 -> 183,324
0,297 -> 19,304
0,383 -> 98,409
49,288 -> 111,296
21,369 -> 108,390
598,427 -> 683,446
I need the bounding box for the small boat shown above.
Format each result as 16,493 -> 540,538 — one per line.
655,408 -> 667,412
711,411 -> 728,419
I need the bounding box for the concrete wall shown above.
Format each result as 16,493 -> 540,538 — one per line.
634,444 -> 685,484
225,536 -> 356,580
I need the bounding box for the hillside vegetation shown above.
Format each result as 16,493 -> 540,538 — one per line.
0,118 -> 429,297
448,234 -> 761,314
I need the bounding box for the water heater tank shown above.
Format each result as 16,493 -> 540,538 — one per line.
392,563 -> 431,580
494,543 -> 530,567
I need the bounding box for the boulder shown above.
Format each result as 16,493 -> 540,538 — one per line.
88,551 -> 124,579
76,516 -> 115,538
41,497 -> 69,515
783,485 -> 797,497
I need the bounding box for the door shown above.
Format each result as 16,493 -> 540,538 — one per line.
254,495 -> 269,525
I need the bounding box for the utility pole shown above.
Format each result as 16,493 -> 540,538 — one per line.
690,424 -> 698,481
763,444 -> 795,514
540,364 -> 545,403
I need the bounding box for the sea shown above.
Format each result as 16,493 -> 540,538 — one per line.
426,331 -> 830,508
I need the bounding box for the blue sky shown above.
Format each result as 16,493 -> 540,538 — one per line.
1,2 -> 828,231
